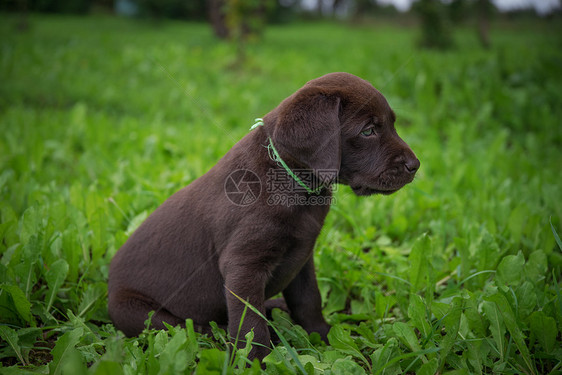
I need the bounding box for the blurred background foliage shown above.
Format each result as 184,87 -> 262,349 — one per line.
1,0 -> 559,48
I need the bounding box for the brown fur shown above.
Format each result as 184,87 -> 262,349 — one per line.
108,72 -> 419,360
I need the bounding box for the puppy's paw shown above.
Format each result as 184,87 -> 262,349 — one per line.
304,322 -> 331,343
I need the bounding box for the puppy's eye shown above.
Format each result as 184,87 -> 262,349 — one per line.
361,127 -> 376,137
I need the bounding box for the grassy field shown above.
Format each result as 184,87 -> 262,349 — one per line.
1,14 -> 561,374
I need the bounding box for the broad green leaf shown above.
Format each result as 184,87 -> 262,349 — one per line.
496,252 -> 525,287
263,346 -> 297,374
481,300 -> 505,361
299,354 -> 330,372
271,308 -> 311,349
235,330 -> 255,368
0,220 -> 17,257
408,294 -> 431,337
525,250 -> 547,284
392,322 -> 422,353
442,370 -> 469,375
0,284 -> 33,324
19,206 -> 44,244
529,311 -> 557,354
90,361 -> 124,375
375,292 -> 396,320
196,348 -> 230,373
60,227 -> 82,284
374,347 -> 442,375
153,330 -> 168,353
77,282 -> 106,319
515,281 -> 537,319
49,327 -> 84,375
475,233 -> 504,286
331,358 -> 367,375
507,205 -> 527,244
323,350 -> 347,364
322,281 -> 347,315
327,325 -> 370,369
461,290 -> 486,337
486,293 -> 536,375
370,338 -> 401,375
13,233 -> 42,299
158,329 -> 192,374
45,259 -> 69,312
144,329 -> 161,375
408,234 -> 431,292
185,319 -> 199,360
439,297 -> 463,370
69,182 -> 85,210
355,322 -> 377,347
15,327 -> 42,358
85,191 -> 107,262
466,341 -> 484,375
418,358 -> 438,375
0,325 -> 26,366
431,301 -> 449,320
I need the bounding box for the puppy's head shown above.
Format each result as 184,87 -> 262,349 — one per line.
263,72 -> 419,196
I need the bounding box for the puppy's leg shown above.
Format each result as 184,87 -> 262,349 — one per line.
283,257 -> 331,341
224,269 -> 270,360
108,289 -> 184,337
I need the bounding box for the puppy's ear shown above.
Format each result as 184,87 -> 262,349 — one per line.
267,87 -> 341,181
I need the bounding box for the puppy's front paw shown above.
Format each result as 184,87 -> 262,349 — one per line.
305,322 -> 331,343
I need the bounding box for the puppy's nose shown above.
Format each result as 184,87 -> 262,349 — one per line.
404,157 -> 420,174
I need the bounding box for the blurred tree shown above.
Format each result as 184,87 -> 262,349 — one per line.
316,0 -> 323,15
449,0 -> 469,23
136,0 -> 207,20
352,0 -> 400,20
267,0 -> 299,24
354,0 -> 374,19
209,0 -> 271,40
15,0 -> 30,31
19,0 -> 92,13
209,0 -> 272,66
477,0 -> 493,48
413,0 -> 453,49
209,0 -> 229,38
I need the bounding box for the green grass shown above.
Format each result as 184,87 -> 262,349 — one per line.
1,14 -> 561,374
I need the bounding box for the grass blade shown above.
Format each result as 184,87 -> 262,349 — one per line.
227,288 -> 307,374
550,216 -> 562,251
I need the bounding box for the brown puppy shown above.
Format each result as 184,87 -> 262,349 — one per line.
108,72 -> 419,359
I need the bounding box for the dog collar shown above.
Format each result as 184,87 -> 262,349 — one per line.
251,118 -> 324,195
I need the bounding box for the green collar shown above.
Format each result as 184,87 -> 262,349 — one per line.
250,118 -> 325,195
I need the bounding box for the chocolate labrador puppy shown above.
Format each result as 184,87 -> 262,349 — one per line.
108,72 -> 419,359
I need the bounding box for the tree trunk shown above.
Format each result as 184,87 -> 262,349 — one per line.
208,0 -> 229,39
477,0 -> 490,48
16,0 -> 30,31
316,0 -> 323,17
